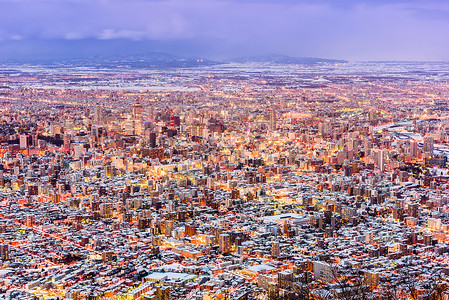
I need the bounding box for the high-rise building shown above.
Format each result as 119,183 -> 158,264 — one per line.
269,109 -> 277,131
149,132 -> 157,148
32,134 -> 38,148
170,115 -> 181,127
74,143 -> 84,159
364,271 -> 379,287
409,202 -> 419,218
135,120 -> 143,135
64,119 -> 74,132
50,124 -> 62,136
278,270 -> 294,289
94,107 -> 103,124
318,122 -> 329,136
132,103 -> 143,120
271,241 -> 280,257
410,139 -> 418,158
0,244 -> 9,260
132,103 -> 143,135
99,203 -> 113,218
148,106 -> 155,121
313,261 -> 334,283
138,217 -> 151,230
25,214 -> 35,227
379,149 -> 385,172
91,126 -> 99,142
424,136 -> 434,155
124,118 -> 135,135
219,233 -> 231,254
165,220 -> 174,237
185,224 -> 196,237
19,134 -> 29,149
156,286 -> 170,300
63,134 -> 71,153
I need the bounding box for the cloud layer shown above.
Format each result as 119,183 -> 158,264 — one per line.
1,0 -> 449,60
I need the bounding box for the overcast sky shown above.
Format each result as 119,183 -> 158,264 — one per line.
1,0 -> 449,61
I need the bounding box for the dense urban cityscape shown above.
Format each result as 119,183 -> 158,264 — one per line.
0,60 -> 449,300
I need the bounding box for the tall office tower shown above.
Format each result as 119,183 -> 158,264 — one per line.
148,106 -> 155,121
91,126 -> 99,142
423,136 -> 434,155
74,143 -> 84,159
94,106 -> 103,124
32,133 -> 38,148
19,134 -> 29,149
64,119 -> 74,132
410,140 -> 418,158
271,241 -> 280,257
185,224 -> 196,237
219,234 -> 231,254
63,134 -> 71,153
348,139 -> 356,151
165,220 -> 174,237
134,119 -> 143,135
318,122 -> 327,136
269,109 -> 277,131
170,115 -> 181,127
124,118 -> 135,135
50,124 -> 62,136
99,203 -> 113,218
132,103 -> 143,121
132,103 -> 143,135
149,132 -> 157,148
379,149 -> 386,172
0,244 -> 9,260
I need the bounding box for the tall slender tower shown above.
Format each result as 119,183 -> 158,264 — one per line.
423,136 -> 434,156
131,103 -> 143,121
149,132 -> 157,148
63,134 -> 71,153
148,106 -> 155,121
379,149 -> 386,172
131,103 -> 143,135
269,109 -> 277,132
94,107 -> 103,124
19,134 -> 29,149
410,140 -> 418,158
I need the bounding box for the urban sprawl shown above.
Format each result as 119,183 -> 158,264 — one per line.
1,62 -> 449,300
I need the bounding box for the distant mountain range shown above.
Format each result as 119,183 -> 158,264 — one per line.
0,51 -> 347,67
229,54 -> 348,64
0,52 -> 219,68
90,52 -> 219,68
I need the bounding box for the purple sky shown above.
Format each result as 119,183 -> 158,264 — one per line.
1,0 -> 449,61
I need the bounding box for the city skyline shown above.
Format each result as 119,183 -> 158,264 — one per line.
1,60 -> 449,299
2,0 -> 449,299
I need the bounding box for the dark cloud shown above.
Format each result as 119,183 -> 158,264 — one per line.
0,0 -> 448,60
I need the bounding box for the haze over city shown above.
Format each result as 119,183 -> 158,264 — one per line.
1,0 -> 449,61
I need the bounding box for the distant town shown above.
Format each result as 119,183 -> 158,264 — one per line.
1,60 -> 449,299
